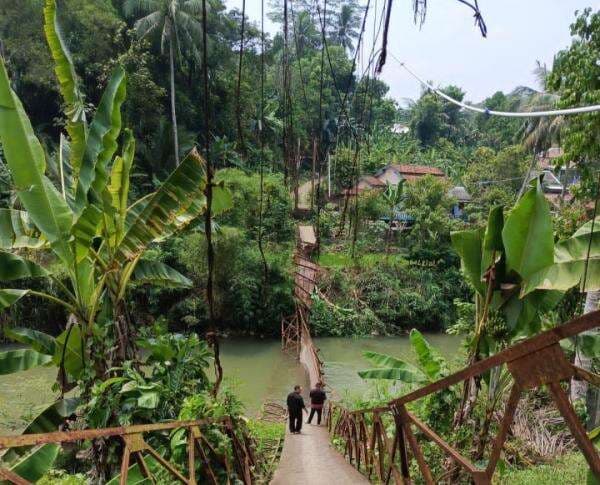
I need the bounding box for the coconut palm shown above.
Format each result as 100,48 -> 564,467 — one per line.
124,0 -> 203,166
334,4 -> 360,52
518,62 -> 564,153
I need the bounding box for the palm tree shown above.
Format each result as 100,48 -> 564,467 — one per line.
516,61 -> 564,199
334,4 -> 360,51
124,0 -> 202,166
294,10 -> 320,56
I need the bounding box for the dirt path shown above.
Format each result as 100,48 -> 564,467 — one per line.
296,177 -> 325,210
270,422 -> 368,485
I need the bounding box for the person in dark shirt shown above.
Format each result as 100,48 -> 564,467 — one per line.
286,385 -> 307,434
307,381 -> 327,425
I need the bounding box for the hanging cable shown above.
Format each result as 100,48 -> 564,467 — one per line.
200,0 -> 222,396
376,0 -> 487,73
290,0 -> 310,113
258,0 -> 268,283
315,0 -> 327,256
394,57 -> 600,117
235,0 -> 246,152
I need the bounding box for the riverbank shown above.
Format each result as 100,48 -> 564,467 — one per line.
0,335 -> 462,434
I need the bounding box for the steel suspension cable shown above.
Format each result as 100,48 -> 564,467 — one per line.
315,0 -> 327,255
394,57 -> 600,118
235,0 -> 246,152
200,0 -> 222,395
258,0 -> 268,282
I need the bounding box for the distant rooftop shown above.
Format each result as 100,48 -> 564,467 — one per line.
448,186 -> 471,202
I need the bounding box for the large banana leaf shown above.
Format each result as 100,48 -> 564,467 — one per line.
72,204 -> 103,262
523,217 -> 600,294
358,351 -> 426,383
132,260 -> 193,288
5,328 -> 56,356
43,0 -> 87,174
481,205 -> 505,280
107,130 -> 135,244
502,180 -> 554,280
116,149 -> 208,261
0,289 -> 30,311
451,228 -> 485,295
0,209 -> 44,249
0,348 -> 52,375
0,251 -> 48,280
0,59 -> 74,266
409,329 -> 448,380
22,398 -> 80,435
74,66 -> 126,214
8,444 -> 60,482
53,324 -> 84,379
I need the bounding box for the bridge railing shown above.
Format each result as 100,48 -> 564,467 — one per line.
326,310 -> 600,485
0,417 -> 255,485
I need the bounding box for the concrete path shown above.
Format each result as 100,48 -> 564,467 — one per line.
270,422 -> 368,485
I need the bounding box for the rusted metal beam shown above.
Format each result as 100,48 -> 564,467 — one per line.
403,410 -> 480,474
0,468 -> 31,485
0,419 -> 214,449
390,310 -> 600,406
485,383 -> 522,477
548,381 -> 600,479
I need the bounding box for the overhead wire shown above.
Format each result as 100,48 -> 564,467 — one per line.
235,0 -> 247,152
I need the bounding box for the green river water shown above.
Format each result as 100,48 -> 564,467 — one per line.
0,335 -> 461,434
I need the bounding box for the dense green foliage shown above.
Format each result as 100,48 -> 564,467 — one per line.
1,1 -> 600,483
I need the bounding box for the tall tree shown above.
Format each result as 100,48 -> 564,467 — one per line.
547,7 -> 600,415
334,4 -> 360,51
124,0 -> 202,166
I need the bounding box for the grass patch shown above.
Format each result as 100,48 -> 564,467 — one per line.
318,251 -> 407,269
248,420 -> 285,483
496,452 -> 589,484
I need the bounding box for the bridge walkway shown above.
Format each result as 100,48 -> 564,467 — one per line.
272,224 -> 369,484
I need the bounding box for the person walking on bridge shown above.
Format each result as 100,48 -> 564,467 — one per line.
307,381 -> 327,425
287,385 -> 307,434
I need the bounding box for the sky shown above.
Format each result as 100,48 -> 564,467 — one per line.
224,0 -> 596,105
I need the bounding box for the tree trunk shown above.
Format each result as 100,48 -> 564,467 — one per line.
169,40 -> 180,166
571,290 -> 600,417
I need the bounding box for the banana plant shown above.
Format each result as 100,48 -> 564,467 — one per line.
451,178 -> 564,356
0,1 -> 232,479
358,329 -> 450,385
0,0 -> 231,420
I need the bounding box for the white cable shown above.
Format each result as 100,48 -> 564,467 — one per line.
392,56 -> 600,118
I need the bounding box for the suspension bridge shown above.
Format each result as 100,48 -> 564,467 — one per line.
271,223 -> 600,485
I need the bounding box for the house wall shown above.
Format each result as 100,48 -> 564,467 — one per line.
377,167 -> 402,185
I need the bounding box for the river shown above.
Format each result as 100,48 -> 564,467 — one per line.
0,334 -> 461,434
